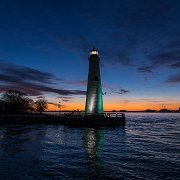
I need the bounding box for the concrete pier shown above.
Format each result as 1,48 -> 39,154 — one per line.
0,113 -> 125,127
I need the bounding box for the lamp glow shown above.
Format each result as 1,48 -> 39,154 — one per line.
90,50 -> 98,55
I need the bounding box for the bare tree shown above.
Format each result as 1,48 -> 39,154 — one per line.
35,98 -> 48,114
1,90 -> 34,114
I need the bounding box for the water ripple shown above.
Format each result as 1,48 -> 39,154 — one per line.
0,113 -> 179,179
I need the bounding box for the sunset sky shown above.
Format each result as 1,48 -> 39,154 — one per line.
0,0 -> 179,111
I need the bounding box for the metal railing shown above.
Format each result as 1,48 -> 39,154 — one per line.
43,111 -> 125,118
104,113 -> 124,118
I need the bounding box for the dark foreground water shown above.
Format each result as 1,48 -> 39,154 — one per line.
0,113 -> 179,180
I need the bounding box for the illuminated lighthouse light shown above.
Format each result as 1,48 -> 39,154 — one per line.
90,50 -> 98,55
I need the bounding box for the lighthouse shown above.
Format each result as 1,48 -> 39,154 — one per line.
85,48 -> 104,116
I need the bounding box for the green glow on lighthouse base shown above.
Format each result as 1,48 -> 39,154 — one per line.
85,85 -> 104,116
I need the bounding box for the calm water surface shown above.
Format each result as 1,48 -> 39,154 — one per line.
0,113 -> 179,179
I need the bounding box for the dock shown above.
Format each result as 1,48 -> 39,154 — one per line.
0,113 -> 125,127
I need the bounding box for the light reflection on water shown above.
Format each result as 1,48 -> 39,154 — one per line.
0,113 -> 179,179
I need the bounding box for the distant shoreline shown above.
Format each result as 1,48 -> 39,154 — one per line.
43,111 -> 180,113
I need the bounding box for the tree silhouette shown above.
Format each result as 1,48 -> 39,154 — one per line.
0,100 -> 5,115
35,98 -> 48,114
1,90 -> 34,115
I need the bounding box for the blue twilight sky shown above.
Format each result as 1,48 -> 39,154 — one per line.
0,0 -> 179,110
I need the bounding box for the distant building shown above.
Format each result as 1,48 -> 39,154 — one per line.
145,109 -> 156,112
119,110 -> 127,112
159,109 -> 171,112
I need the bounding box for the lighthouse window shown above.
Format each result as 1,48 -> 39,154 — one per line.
94,76 -> 99,81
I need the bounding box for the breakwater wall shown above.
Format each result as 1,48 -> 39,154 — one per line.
0,114 -> 125,127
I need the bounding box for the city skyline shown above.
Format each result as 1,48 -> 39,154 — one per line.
0,0 -> 179,111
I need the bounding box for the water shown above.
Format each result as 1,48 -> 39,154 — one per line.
0,113 -> 179,179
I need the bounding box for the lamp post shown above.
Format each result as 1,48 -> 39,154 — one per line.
58,101 -> 61,116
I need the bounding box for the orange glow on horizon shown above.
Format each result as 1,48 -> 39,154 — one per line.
48,101 -> 180,111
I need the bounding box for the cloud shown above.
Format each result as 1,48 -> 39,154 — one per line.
46,0 -> 180,71
0,61 -> 86,96
165,73 -> 180,84
102,83 -> 131,95
138,47 -> 180,74
0,61 -> 57,84
62,80 -> 87,87
62,99 -> 70,102
103,88 -> 130,95
57,96 -> 72,99
48,102 -> 59,106
0,82 -> 86,96
48,33 -> 92,59
137,66 -> 153,73
36,96 -> 45,99
101,50 -> 135,67
0,85 -> 41,96
48,102 -> 66,108
151,50 -> 180,67
47,30 -> 137,68
169,62 -> 180,69
115,89 -> 130,94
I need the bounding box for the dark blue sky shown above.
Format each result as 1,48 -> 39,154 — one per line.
0,0 -> 179,110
